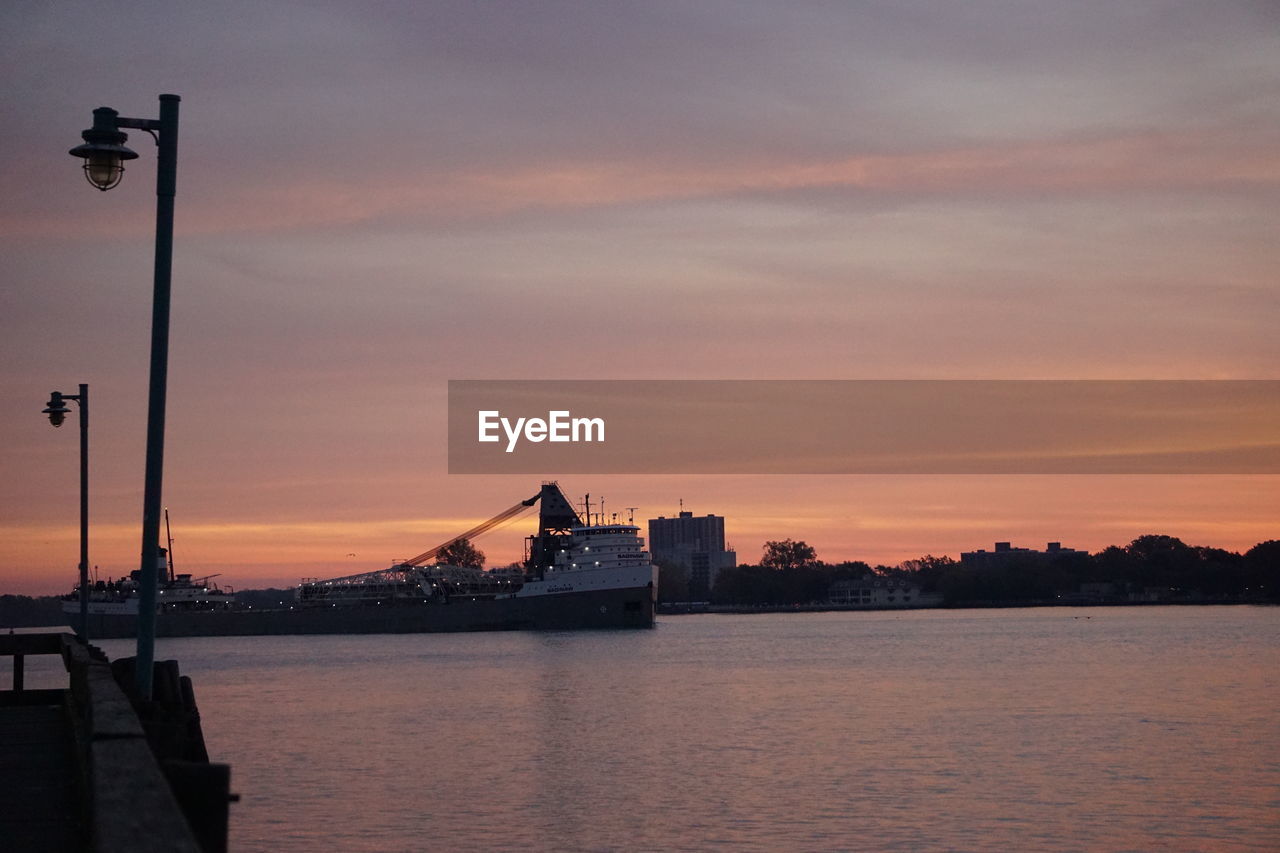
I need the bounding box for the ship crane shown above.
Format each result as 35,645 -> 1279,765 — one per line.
299,483 -> 583,596
402,493 -> 540,566
303,490 -> 546,589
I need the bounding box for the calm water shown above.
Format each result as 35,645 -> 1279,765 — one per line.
85,607 -> 1278,852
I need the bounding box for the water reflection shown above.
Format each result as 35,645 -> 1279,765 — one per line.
94,607 -> 1279,851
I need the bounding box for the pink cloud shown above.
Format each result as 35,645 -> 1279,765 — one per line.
6,130 -> 1276,240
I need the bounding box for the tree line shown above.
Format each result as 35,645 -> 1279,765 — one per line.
683,535 -> 1280,606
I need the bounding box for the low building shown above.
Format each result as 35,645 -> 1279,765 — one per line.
1058,581 -> 1122,604
828,576 -> 941,608
960,541 -> 1085,567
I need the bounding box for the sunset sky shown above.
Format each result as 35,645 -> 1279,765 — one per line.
2,2 -> 1277,595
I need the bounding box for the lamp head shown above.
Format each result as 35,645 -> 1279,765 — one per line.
43,392 -> 70,428
69,107 -> 138,191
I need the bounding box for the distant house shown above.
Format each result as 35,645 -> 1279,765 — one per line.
1058,581 -> 1121,604
828,576 -> 942,608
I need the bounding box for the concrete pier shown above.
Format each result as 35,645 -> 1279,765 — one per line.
0,633 -> 231,852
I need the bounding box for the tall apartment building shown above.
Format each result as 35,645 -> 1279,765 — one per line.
648,511 -> 737,599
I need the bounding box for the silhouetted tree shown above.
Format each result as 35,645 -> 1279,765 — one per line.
761,539 -> 819,570
1093,545 -> 1136,585
932,556 -> 1057,603
1191,546 -> 1245,596
712,564 -> 791,605
830,561 -> 876,581
436,538 -> 485,568
0,594 -> 64,628
655,558 -> 690,603
709,533 -> 1273,607
1244,540 -> 1280,597
1245,540 -> 1280,564
1127,534 -> 1191,558
1118,535 -> 1196,587
898,555 -> 956,592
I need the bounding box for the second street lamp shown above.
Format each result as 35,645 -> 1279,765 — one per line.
43,385 -> 89,641
69,94 -> 180,700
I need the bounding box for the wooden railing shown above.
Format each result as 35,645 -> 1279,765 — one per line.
0,633 -> 229,853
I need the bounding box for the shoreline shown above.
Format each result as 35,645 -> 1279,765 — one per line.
659,598 -> 1278,616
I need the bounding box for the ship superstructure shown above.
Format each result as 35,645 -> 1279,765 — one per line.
62,546 -> 233,618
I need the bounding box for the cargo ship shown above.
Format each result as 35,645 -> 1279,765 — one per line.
65,483 -> 658,638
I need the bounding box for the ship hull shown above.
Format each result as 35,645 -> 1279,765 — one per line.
74,583 -> 656,639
